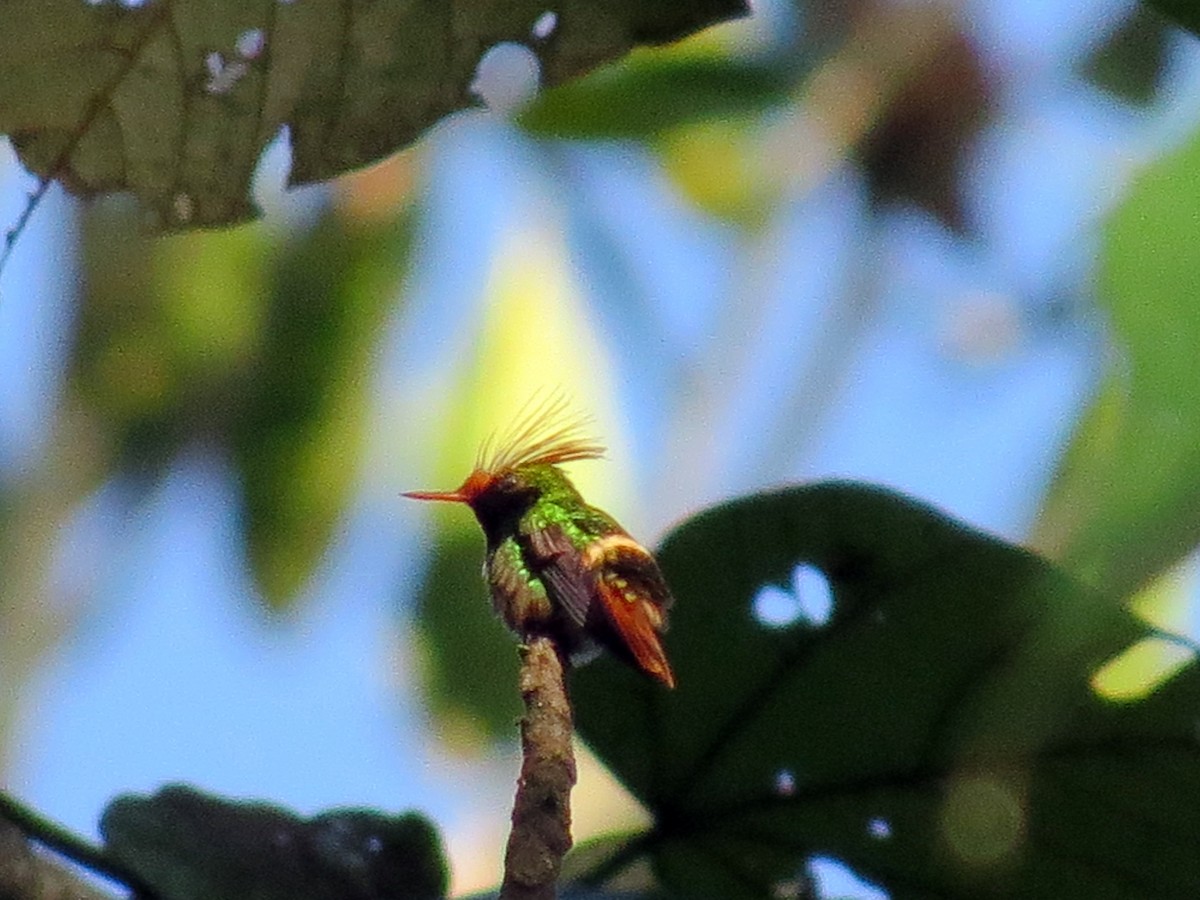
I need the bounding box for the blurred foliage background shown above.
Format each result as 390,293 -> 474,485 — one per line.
4,0 -> 1200,895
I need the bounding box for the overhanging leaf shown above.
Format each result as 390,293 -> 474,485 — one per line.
100,784 -> 447,900
1031,121 -> 1200,597
0,0 -> 747,230
572,483 -> 1200,899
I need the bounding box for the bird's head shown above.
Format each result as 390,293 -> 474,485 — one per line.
403,394 -> 603,535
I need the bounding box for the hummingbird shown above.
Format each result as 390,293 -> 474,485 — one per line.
403,395 -> 676,688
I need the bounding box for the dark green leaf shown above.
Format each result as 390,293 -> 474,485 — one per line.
1081,7 -> 1170,106
520,57 -> 792,140
0,0 -> 747,229
1145,1 -> 1200,39
573,483 -> 1200,899
100,784 -> 447,900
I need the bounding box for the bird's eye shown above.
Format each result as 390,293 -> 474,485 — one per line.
498,472 -> 520,492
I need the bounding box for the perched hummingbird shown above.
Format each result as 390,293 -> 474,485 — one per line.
403,396 -> 676,688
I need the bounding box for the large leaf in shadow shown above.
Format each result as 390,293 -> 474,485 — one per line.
100,784 -> 447,900
571,483 -> 1200,899
1032,122 -> 1200,598
230,205 -> 414,607
0,0 -> 747,230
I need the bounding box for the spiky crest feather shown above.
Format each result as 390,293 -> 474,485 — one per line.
477,391 -> 605,476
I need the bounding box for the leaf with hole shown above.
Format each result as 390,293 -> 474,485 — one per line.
571,482 -> 1200,899
0,0 -> 747,230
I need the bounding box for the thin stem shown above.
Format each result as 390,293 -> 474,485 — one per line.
499,636 -> 577,900
0,791 -> 137,899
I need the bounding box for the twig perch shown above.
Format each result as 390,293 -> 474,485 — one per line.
499,635 -> 576,900
0,816 -> 115,900
0,790 -> 149,900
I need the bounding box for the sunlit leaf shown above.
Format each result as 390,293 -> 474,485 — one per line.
101,784 -> 447,900
572,483 -> 1200,899
1032,122 -> 1200,598
657,118 -> 780,228
1090,567 -> 1195,702
0,0 -> 747,230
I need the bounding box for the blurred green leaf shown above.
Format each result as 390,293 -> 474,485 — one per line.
562,832 -> 653,895
231,206 -> 415,607
655,117 -> 784,228
101,784 -> 447,900
1145,1 -> 1200,39
72,206 -> 271,475
1081,7 -> 1170,106
858,31 -> 992,235
1032,122 -> 1200,597
413,526 -> 522,748
573,483 -> 1200,899
0,0 -> 747,230
519,56 -> 792,140
72,200 -> 413,608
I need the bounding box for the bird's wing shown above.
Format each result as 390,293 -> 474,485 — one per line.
584,534 -> 676,689
522,523 -> 593,629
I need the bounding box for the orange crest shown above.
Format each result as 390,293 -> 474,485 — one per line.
404,391 -> 604,504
